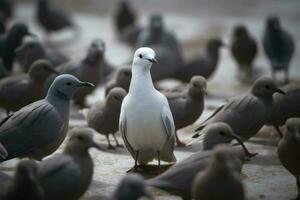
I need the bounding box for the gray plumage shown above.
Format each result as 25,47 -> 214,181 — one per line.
38,127 -> 102,200
174,39 -> 223,82
0,142 -> 7,159
191,145 -> 245,200
263,16 -> 295,83
111,174 -> 153,200
0,60 -> 58,113
87,87 -> 127,148
147,146 -> 244,200
105,67 -> 131,96
277,118 -> 300,200
114,0 -> 136,36
266,81 -> 300,137
231,25 -> 257,81
120,47 -> 176,171
0,74 -> 94,162
0,160 -> 45,200
193,77 -> 285,141
166,75 -> 206,146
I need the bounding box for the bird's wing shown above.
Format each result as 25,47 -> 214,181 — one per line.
161,106 -> 175,138
0,75 -> 30,101
0,100 -> 64,160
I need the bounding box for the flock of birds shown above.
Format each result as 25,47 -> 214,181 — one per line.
0,0 -> 298,200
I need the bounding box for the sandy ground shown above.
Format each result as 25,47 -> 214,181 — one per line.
1,1 -> 300,199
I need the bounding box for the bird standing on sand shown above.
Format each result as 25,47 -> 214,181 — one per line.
193,77 -> 285,140
166,76 -> 206,146
277,118 -> 300,200
0,74 -> 94,162
120,47 -> 176,172
263,16 -> 295,83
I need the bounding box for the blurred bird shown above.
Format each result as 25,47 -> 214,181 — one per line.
147,146 -> 245,200
0,23 -> 34,71
0,12 -> 7,34
193,77 -> 285,141
0,160 -> 45,200
231,25 -> 257,82
191,145 -> 245,200
165,76 -> 206,146
120,47 -> 176,172
266,81 -> 300,137
38,127 -> 102,200
0,142 -> 7,159
105,67 -> 131,96
278,118 -> 300,200
36,0 -> 77,34
0,74 -> 94,162
0,0 -> 13,19
111,174 -> 153,200
114,0 -> 136,36
174,39 -> 224,82
15,37 -> 68,72
263,16 -> 295,83
0,60 -> 58,114
87,87 -> 127,149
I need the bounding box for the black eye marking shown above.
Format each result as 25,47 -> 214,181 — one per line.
219,131 -> 226,136
66,82 -> 72,86
265,85 -> 270,89
139,54 -> 143,59
78,135 -> 84,141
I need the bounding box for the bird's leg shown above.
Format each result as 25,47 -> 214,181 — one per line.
112,133 -> 123,148
285,68 -> 290,84
274,126 -> 283,138
134,150 -> 139,171
175,131 -> 186,147
157,151 -> 161,174
105,135 -> 114,149
296,177 -> 300,200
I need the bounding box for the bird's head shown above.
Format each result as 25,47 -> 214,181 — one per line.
106,87 -> 127,106
233,25 -> 248,38
251,77 -> 285,98
133,47 -> 157,70
8,23 -> 35,41
28,59 -> 59,80
117,67 -> 132,84
188,75 -> 207,98
266,16 -> 281,31
86,38 -> 105,64
149,14 -> 164,33
284,118 -> 300,140
206,38 -> 225,53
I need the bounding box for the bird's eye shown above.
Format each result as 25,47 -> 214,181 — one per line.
114,96 -> 119,100
265,85 -> 270,89
66,82 -> 72,86
219,132 -> 226,136
139,54 -> 143,59
78,135 -> 84,141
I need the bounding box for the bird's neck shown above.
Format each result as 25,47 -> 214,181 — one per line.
45,89 -> 70,120
129,65 -> 155,94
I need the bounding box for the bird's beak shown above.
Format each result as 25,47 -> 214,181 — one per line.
80,82 -> 95,87
273,87 -> 286,95
231,133 -> 257,158
147,58 -> 157,63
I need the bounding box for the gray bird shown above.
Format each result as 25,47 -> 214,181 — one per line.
147,146 -> 244,200
166,76 -> 207,146
278,118 -> 300,200
114,0 -> 136,36
111,174 -> 153,200
0,142 -> 7,159
0,74 -> 94,162
120,47 -> 176,172
0,60 -> 58,114
191,145 -> 245,200
266,81 -> 300,137
263,16 -> 295,83
38,127 -> 102,200
174,39 -> 224,82
193,77 -> 285,141
15,37 -> 68,72
52,38 -> 104,107
231,25 -> 257,81
0,159 -> 45,200
87,87 -> 127,148
105,67 -> 131,96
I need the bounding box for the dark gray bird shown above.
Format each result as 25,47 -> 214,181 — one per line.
0,0 -> 13,19
38,127 -> 103,200
191,145 -> 245,200
0,12 -> 7,34
231,25 -> 257,81
87,87 -> 127,148
263,16 -> 295,83
0,74 -> 94,162
278,118 -> 300,200
147,146 -> 245,200
266,81 -> 300,137
52,38 -> 105,107
174,39 -> 223,82
105,67 -> 131,96
193,77 -> 285,141
0,160 -> 45,200
15,37 -> 68,72
36,0 -> 76,34
0,60 -> 58,114
114,0 -> 136,36
166,76 -> 206,146
111,174 -> 153,200
0,23 -> 33,71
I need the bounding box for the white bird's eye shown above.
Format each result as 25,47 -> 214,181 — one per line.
139,54 -> 143,59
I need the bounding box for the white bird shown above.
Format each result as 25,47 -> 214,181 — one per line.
120,47 -> 176,172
